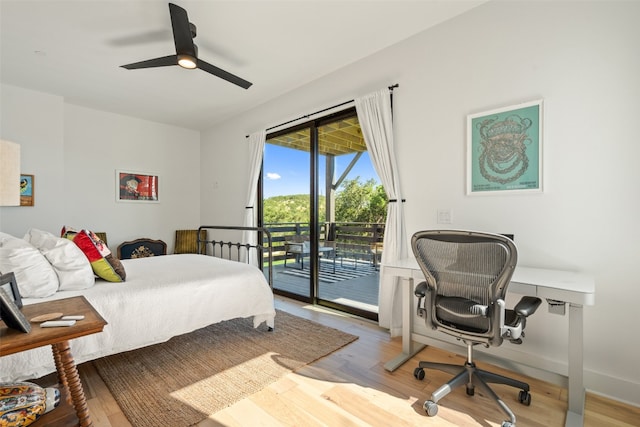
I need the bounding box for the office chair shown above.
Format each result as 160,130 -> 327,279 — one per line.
411,230 -> 542,427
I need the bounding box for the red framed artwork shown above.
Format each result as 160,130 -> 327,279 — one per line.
116,170 -> 159,203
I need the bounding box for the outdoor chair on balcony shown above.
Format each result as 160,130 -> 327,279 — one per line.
284,237 -> 336,273
284,238 -> 309,269
370,242 -> 383,270
320,240 -> 337,273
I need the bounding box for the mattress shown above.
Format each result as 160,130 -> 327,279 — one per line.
0,254 -> 276,382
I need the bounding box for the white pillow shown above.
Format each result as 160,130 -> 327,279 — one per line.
24,228 -> 95,291
0,232 -> 59,298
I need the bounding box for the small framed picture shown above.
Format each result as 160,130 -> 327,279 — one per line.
0,274 -> 31,333
20,174 -> 34,206
116,170 -> 160,203
0,272 -> 23,308
466,100 -> 543,195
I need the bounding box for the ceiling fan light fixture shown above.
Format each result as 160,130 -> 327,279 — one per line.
177,54 -> 197,69
119,3 -> 251,88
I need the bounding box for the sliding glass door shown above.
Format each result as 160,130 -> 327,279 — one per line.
261,108 -> 385,320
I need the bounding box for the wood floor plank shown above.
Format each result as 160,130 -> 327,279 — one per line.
219,398 -> 286,427
37,295 -> 640,427
248,385 -> 326,427
322,384 -> 416,427
276,375 -> 371,426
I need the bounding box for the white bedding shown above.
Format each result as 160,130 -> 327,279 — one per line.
0,254 -> 276,382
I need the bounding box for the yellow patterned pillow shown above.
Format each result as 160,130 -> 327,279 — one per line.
0,382 -> 60,426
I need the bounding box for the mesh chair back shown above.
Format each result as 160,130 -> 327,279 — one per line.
411,230 -> 517,344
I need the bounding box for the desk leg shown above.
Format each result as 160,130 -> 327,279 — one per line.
565,303 -> 585,427
384,276 -> 425,371
52,341 -> 93,427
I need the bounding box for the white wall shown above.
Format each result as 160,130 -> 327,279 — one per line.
200,1 -> 640,404
0,84 -> 201,251
0,85 -> 65,232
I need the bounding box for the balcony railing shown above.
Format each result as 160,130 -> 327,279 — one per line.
264,222 -> 384,265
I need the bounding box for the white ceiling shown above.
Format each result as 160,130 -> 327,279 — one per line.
1,0 -> 485,130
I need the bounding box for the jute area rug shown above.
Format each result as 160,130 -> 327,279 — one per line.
93,310 -> 358,427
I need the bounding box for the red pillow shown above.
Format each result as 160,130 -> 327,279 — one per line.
61,227 -> 126,282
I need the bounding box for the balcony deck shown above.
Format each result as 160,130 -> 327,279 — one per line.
270,258 -> 380,314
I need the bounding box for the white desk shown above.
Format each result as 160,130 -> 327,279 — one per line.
382,258 -> 595,427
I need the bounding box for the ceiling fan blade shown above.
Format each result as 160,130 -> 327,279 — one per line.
121,55 -> 178,69
169,3 -> 196,56
197,58 -> 253,89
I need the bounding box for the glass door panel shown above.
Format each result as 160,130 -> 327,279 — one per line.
316,117 -> 382,320
264,128 -> 311,299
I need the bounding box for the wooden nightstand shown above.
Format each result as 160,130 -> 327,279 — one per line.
1,296 -> 107,427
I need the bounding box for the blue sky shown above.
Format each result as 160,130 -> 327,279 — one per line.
263,144 -> 379,198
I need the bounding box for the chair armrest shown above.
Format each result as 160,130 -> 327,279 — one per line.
414,281 -> 430,318
414,281 -> 429,297
514,296 -> 542,317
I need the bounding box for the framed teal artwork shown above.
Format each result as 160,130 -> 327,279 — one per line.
466,100 -> 543,195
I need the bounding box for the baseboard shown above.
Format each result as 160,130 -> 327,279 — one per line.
584,371 -> 640,408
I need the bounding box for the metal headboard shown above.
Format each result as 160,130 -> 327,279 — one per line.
197,225 -> 273,288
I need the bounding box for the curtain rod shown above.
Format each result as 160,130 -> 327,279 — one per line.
246,83 -> 398,138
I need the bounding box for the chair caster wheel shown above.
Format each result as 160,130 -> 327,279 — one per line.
501,422 -> 514,427
466,385 -> 475,396
518,389 -> 531,406
423,400 -> 438,417
413,367 -> 425,380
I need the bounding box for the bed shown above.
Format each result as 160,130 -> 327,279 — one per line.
0,226 -> 276,382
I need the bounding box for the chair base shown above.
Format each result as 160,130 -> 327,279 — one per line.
414,358 -> 531,426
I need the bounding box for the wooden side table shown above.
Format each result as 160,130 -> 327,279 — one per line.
1,296 -> 107,427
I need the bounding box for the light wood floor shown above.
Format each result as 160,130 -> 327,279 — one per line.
75,296 -> 639,427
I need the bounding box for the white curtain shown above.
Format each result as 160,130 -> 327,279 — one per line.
242,130 -> 266,266
355,88 -> 407,336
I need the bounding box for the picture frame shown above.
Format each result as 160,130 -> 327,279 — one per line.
0,272 -> 23,309
20,174 -> 34,206
466,100 -> 543,195
116,170 -> 160,203
0,277 -> 31,333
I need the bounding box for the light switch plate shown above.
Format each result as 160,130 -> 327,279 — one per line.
437,209 -> 452,224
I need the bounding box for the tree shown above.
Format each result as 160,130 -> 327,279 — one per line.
263,194 -> 326,224
263,177 -> 386,225
335,177 -> 387,223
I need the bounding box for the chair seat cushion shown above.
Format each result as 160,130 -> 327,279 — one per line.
436,296 -> 489,333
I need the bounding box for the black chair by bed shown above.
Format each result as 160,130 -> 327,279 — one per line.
117,238 -> 167,260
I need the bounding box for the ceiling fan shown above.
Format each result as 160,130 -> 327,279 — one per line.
120,3 -> 252,89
